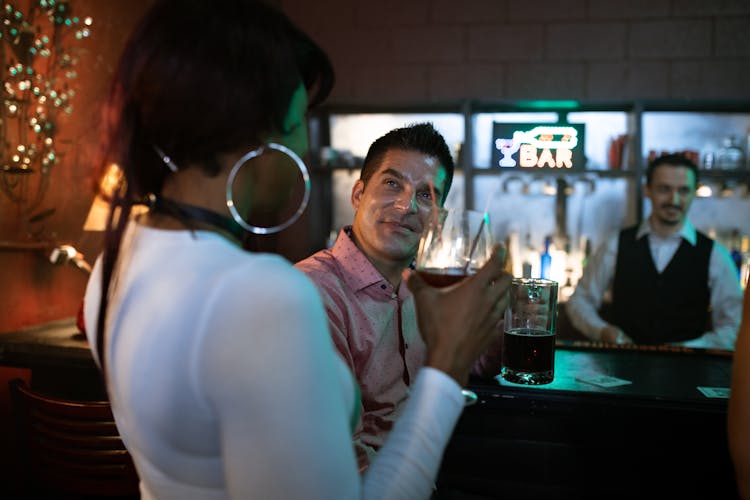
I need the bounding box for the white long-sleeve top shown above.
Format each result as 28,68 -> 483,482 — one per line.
84,222 -> 464,500
566,219 -> 743,350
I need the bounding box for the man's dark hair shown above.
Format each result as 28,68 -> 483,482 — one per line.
360,122 -> 455,203
646,153 -> 699,187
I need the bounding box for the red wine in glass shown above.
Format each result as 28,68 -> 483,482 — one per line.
416,267 -> 468,288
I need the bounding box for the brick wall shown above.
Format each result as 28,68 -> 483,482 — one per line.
280,0 -> 750,104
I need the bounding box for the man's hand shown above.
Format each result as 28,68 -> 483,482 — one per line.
407,244 -> 512,386
600,325 -> 632,344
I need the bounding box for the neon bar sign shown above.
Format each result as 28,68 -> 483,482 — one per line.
491,123 -> 585,171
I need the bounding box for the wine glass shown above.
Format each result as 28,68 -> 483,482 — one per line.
415,208 -> 493,288
415,208 -> 493,407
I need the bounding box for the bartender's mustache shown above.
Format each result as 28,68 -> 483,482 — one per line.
660,204 -> 682,212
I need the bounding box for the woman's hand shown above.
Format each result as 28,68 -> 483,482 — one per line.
407,244 -> 512,386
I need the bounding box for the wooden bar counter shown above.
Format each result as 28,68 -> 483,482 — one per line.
0,317 -> 105,400
438,343 -> 737,499
1,319 -> 738,497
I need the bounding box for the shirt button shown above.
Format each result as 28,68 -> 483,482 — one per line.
380,284 -> 387,289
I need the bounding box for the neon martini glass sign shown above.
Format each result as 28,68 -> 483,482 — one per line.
493,125 -> 582,170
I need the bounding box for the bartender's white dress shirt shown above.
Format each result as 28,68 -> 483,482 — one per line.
566,219 -> 742,350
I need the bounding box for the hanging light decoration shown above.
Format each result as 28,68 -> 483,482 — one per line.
0,0 -> 91,220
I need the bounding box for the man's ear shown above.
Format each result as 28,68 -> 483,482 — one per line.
351,179 -> 365,210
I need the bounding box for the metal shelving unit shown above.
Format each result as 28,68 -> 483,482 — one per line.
307,99 -> 750,253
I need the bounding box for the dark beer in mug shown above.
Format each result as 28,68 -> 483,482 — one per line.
501,327 -> 555,385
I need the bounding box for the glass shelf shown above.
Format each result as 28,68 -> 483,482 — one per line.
469,168 -> 636,178
697,169 -> 750,180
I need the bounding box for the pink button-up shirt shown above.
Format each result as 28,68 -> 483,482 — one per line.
296,227 -> 502,471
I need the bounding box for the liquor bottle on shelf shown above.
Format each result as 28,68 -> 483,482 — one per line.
580,235 -> 592,269
540,236 -> 552,280
730,229 -> 743,277
507,231 -> 522,277
716,136 -> 744,170
741,235 -> 749,291
559,240 -> 576,302
521,233 -> 537,279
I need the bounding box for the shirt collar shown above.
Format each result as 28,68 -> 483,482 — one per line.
331,226 -> 400,295
637,218 -> 697,246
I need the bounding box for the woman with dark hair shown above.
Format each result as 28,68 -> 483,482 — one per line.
84,1 -> 510,498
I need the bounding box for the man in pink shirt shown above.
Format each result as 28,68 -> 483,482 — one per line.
296,123 -> 503,471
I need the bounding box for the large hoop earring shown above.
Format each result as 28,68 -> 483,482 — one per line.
225,142 -> 311,235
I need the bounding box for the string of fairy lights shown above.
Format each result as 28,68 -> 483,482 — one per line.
1,0 -> 91,213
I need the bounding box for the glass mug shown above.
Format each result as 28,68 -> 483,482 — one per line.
415,208 -> 493,287
501,278 -> 558,385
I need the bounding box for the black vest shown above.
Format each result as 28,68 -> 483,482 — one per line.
610,226 -> 712,344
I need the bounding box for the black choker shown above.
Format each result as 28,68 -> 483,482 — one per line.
148,195 -> 246,243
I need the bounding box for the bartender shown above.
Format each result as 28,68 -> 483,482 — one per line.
566,153 -> 742,350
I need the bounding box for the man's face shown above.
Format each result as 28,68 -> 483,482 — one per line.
643,164 -> 696,228
351,149 -> 448,267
